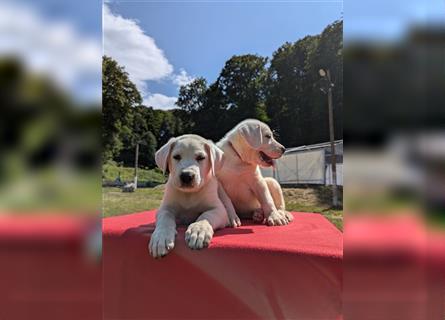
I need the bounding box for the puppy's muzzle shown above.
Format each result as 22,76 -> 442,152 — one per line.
180,171 -> 195,186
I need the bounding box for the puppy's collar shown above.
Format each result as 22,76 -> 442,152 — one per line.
228,142 -> 242,160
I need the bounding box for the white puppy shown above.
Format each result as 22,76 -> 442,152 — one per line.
149,134 -> 230,258
217,119 -> 293,226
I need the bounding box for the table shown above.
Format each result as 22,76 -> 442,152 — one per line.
103,211 -> 343,320
0,215 -> 102,320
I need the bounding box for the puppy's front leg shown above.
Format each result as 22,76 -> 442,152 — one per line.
217,182 -> 241,227
149,209 -> 177,258
185,207 -> 227,250
253,177 -> 289,226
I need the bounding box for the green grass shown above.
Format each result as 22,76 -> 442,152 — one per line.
102,162 -> 166,185
0,169 -> 100,214
103,186 -> 343,230
286,202 -> 343,231
283,186 -> 343,230
103,187 -> 164,217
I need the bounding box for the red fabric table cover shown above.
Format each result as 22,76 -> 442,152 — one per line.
0,215 -> 102,320
103,211 -> 343,320
344,216 -> 445,320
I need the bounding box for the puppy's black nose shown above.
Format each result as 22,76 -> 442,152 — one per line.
280,146 -> 286,154
180,172 -> 195,185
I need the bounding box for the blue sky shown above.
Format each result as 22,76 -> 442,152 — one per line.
104,1 -> 342,109
27,0 -> 102,38
0,0 -> 102,104
345,0 -> 445,42
4,0 -> 443,107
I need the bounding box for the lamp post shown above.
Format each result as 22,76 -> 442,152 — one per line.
319,69 -> 338,207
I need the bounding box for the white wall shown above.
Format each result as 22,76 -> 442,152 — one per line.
325,163 -> 343,186
260,149 -> 326,185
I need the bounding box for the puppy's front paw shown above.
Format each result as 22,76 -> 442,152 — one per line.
252,208 -> 264,223
266,210 -> 289,226
185,220 -> 214,250
280,210 -> 294,223
149,229 -> 176,259
229,215 -> 242,228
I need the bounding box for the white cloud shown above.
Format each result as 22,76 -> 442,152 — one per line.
0,2 -> 102,103
172,69 -> 195,88
104,5 -> 197,110
103,5 -> 173,95
144,93 -> 177,110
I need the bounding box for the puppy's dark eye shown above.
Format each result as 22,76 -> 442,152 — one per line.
265,134 -> 272,139
196,155 -> 205,162
173,154 -> 181,161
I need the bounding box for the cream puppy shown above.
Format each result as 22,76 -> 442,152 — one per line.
217,119 -> 293,226
149,134 -> 230,258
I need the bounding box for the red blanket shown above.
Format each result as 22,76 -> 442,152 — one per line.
344,216 -> 445,320
103,211 -> 343,319
0,215 -> 102,320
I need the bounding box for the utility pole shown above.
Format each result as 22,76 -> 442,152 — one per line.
132,131 -> 151,190
134,142 -> 139,189
319,69 -> 338,207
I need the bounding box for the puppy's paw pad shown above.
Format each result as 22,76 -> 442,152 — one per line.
186,221 -> 214,250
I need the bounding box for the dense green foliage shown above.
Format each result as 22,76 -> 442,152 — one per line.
103,20 -> 343,170
102,56 -> 142,161
103,56 -> 185,167
0,58 -> 101,212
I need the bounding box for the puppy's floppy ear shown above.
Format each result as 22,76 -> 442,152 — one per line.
205,141 -> 224,176
239,123 -> 263,149
155,138 -> 176,174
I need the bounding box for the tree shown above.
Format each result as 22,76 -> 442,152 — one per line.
176,77 -> 208,114
216,54 -> 269,124
188,82 -> 229,140
117,105 -> 160,168
307,20 -> 343,143
265,20 -> 343,147
266,35 -> 320,147
176,77 -> 208,132
102,56 -> 142,161
176,55 -> 270,141
102,20 -> 344,169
